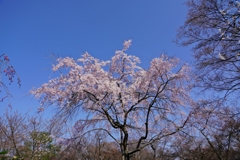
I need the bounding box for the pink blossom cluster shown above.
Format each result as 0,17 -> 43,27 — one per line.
0,54 -> 21,102
31,40 -> 191,136
1,55 -> 20,85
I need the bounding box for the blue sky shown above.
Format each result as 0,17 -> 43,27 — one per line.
0,1 -> 191,115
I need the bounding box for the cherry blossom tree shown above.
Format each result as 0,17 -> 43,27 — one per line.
31,40 -> 192,160
0,54 -> 20,102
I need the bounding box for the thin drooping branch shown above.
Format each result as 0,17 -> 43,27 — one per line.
31,40 -> 191,158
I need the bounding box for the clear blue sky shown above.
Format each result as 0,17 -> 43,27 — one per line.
0,1 -> 191,115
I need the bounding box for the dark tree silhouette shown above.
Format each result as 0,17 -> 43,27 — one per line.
177,0 -> 240,98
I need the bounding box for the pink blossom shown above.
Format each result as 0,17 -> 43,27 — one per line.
31,40 -> 192,155
123,39 -> 132,50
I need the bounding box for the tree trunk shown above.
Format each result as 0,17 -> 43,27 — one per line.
122,154 -> 130,160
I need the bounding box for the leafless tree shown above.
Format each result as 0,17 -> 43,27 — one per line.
171,100 -> 240,160
0,110 -> 62,159
177,0 -> 240,99
0,110 -> 28,158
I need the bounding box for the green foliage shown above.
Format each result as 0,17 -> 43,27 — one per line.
22,131 -> 60,160
0,150 -> 8,155
0,150 -> 8,160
